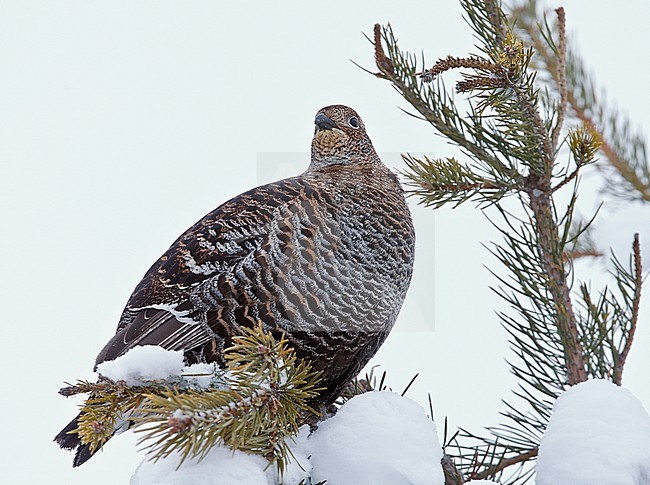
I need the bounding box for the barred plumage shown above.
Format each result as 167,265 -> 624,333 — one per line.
56,105 -> 415,466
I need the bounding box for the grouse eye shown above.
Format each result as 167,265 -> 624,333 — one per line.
348,116 -> 359,128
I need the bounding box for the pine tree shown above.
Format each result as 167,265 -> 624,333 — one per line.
366,0 -> 645,483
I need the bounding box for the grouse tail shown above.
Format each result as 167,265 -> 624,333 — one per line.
54,414 -> 99,467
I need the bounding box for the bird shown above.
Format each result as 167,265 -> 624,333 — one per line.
55,104 -> 415,466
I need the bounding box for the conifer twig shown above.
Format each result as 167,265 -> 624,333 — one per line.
374,23 -> 394,78
574,107 -> 650,202
471,448 -> 538,481
442,454 -> 465,485
551,164 -> 579,193
566,248 -> 603,260
613,234 -> 642,384
484,0 -> 507,43
524,176 -> 587,385
551,7 -> 567,151
513,0 -> 650,203
65,325 -> 322,473
420,55 -> 502,81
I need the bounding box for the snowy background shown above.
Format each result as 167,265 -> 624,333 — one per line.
1,1 -> 649,484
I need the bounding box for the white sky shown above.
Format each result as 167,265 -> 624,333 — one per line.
1,1 -> 649,483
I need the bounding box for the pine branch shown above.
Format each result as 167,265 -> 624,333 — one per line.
618,235 -> 642,377
451,428 -> 537,484
60,378 -> 135,397
136,327 -> 322,471
372,23 -> 523,182
611,234 -> 642,384
401,154 -> 516,208
419,55 -> 503,82
463,0 -> 507,51
442,454 -> 465,485
367,1 -> 644,482
524,178 -> 587,385
422,0 -> 590,387
66,325 -> 322,473
513,0 -> 650,203
552,123 -> 601,192
575,234 -> 642,385
563,213 -> 603,260
471,448 -> 538,481
440,417 -> 464,485
550,7 -> 567,152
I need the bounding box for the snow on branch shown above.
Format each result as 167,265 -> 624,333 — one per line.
60,324 -> 322,474
131,391 -> 446,485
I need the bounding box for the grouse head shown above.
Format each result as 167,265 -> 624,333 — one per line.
310,105 -> 377,169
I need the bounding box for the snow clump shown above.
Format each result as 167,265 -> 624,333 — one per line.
536,379 -> 650,485
96,345 -> 185,386
307,391 -> 444,485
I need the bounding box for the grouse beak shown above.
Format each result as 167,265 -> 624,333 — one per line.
315,113 -> 338,131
